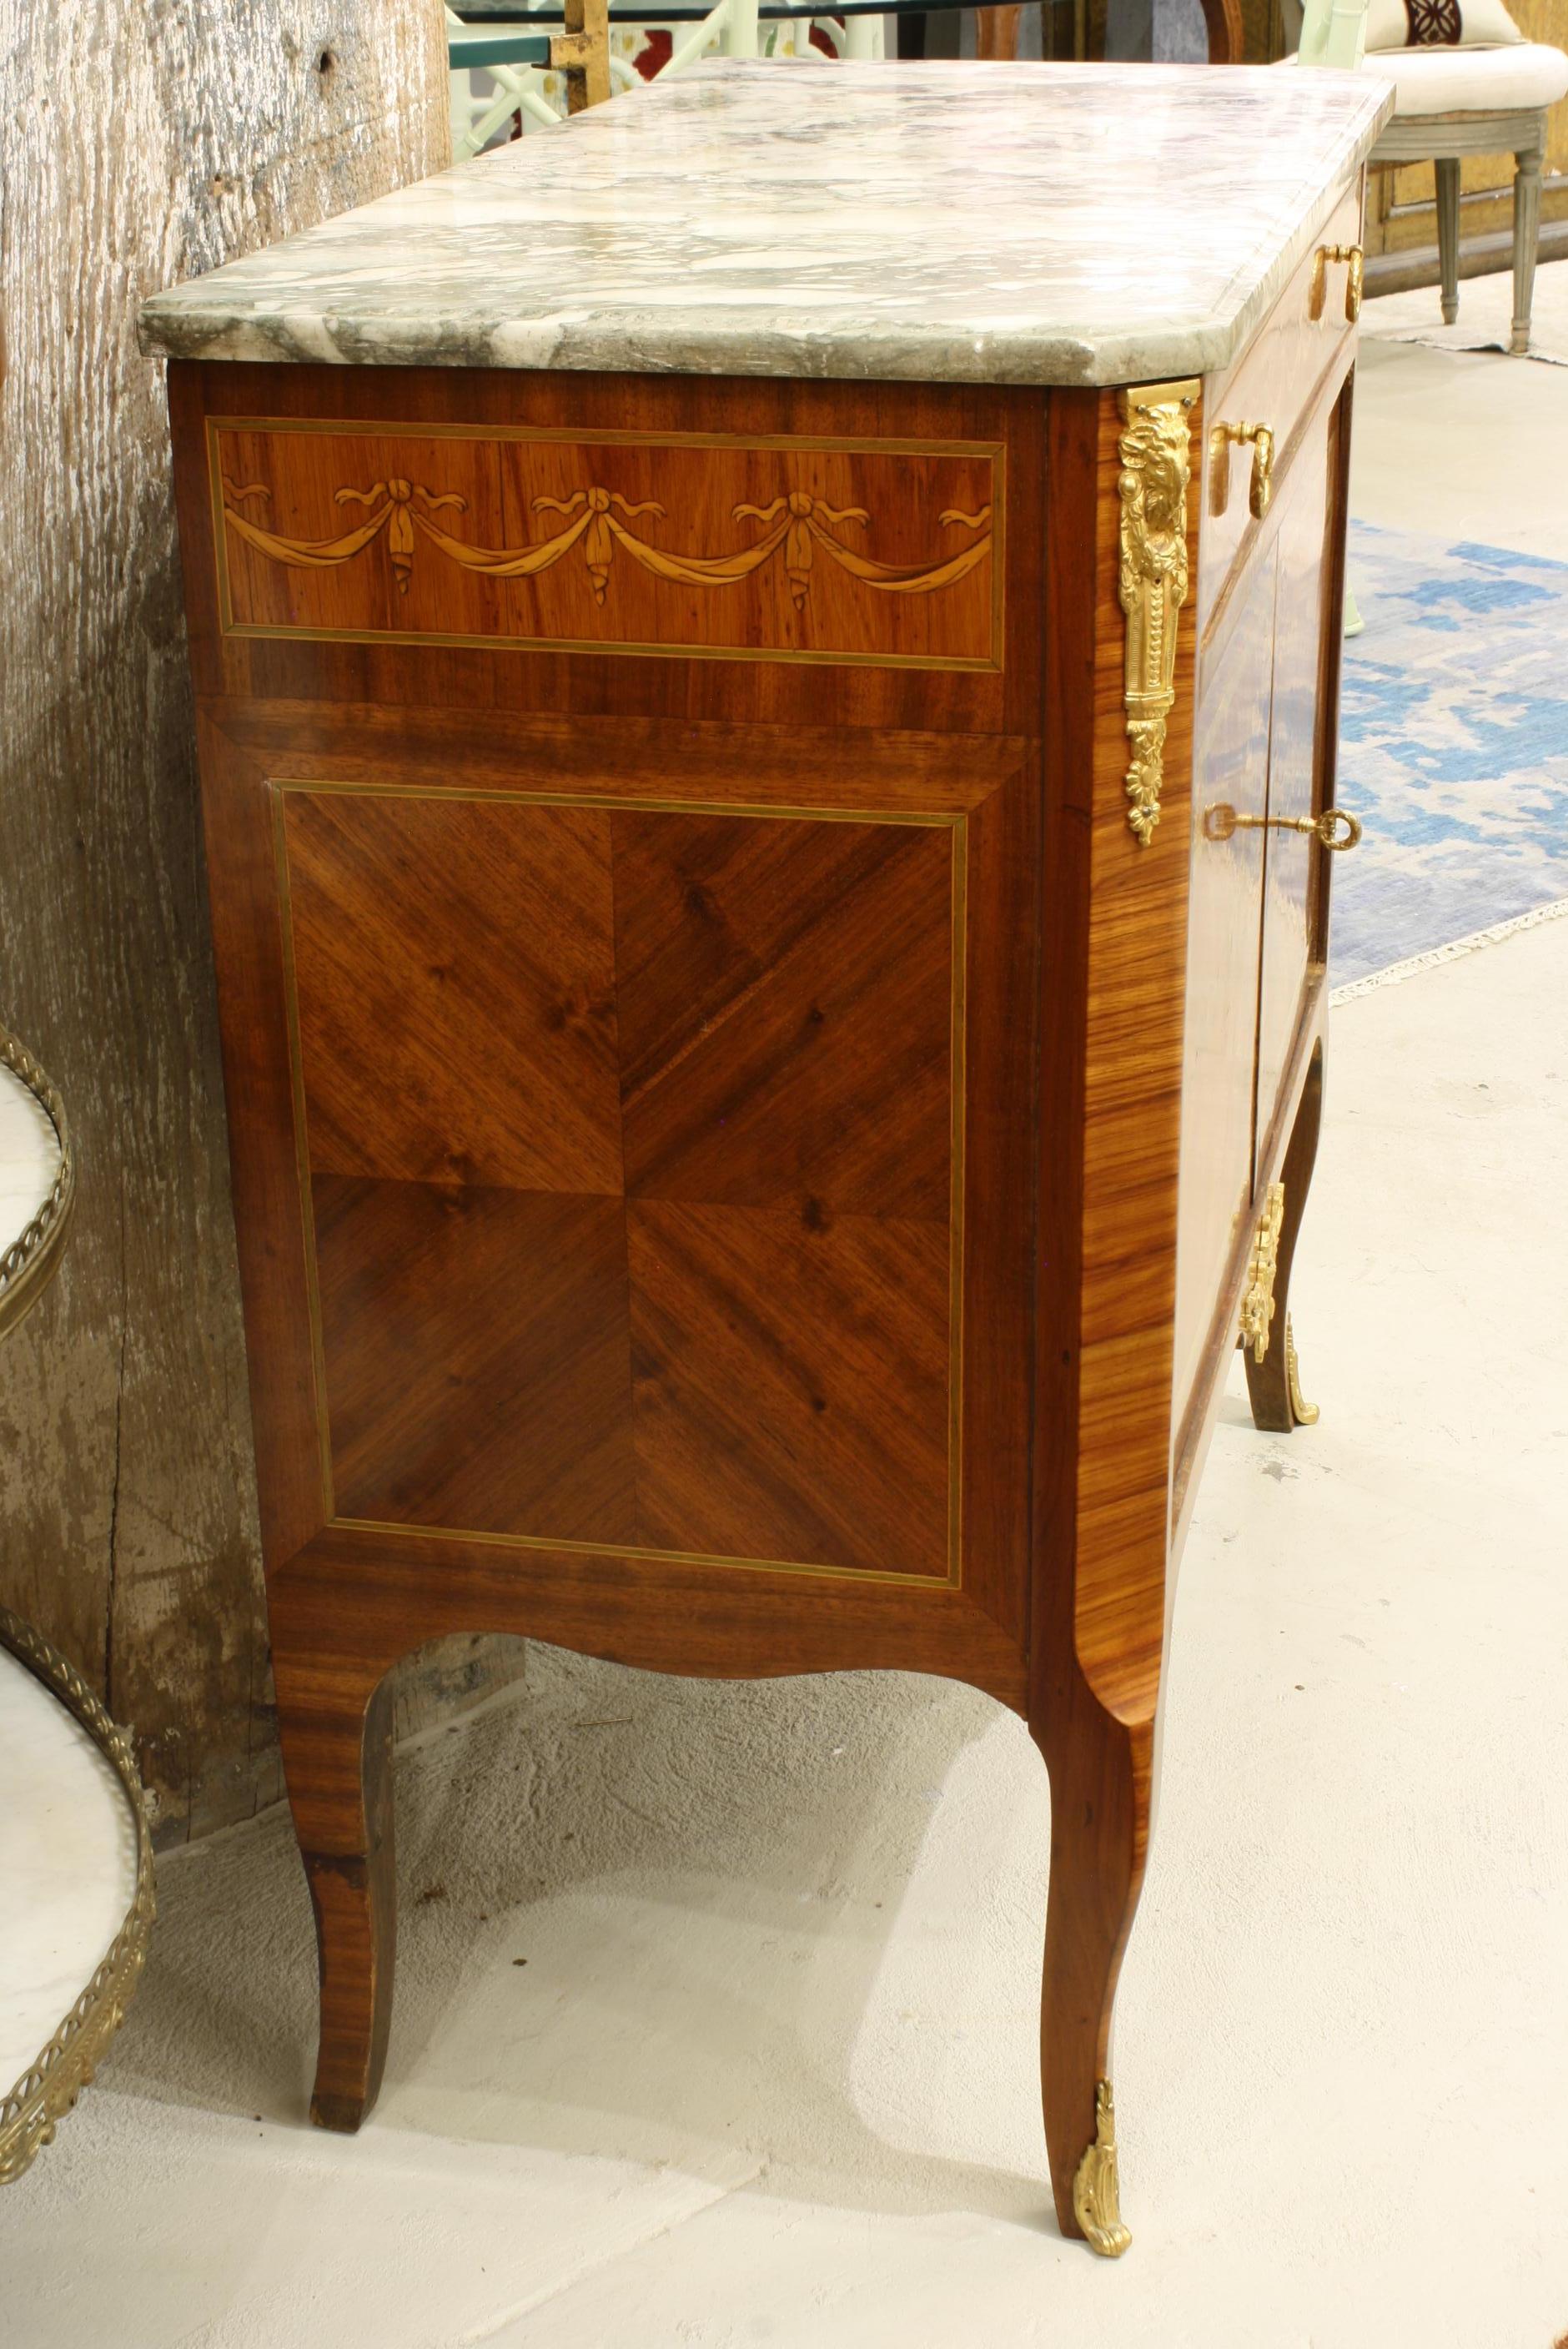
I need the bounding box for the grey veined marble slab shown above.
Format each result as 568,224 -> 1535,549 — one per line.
138,61 -> 1391,389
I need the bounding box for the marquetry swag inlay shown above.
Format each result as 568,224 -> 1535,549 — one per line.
219,475 -> 994,612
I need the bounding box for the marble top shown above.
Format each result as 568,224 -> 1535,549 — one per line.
138,62 -> 1391,389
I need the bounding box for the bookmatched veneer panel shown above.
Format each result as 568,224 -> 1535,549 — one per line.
316,1175 -> 638,1542
628,1198 -> 952,1577
284,789 -> 622,1192
613,808 -> 954,1216
270,772 -> 973,1586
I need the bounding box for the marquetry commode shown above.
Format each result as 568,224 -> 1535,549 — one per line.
141,60 -> 1391,2255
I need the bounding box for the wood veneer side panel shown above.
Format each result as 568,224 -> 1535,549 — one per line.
271,1531 -> 1030,1768
1031,389 -> 1097,1708
1069,385 -> 1200,1728
192,718 -> 329,1575
201,697 -> 1032,817
185,716 -> 1039,1657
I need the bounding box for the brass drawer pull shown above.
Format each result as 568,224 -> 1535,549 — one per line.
1204,804 -> 1363,851
1209,421 -> 1275,521
1309,242 -> 1364,325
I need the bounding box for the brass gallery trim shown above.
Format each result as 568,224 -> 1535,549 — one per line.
1117,379 -> 1199,848
205,418 -> 1004,674
269,774 -> 965,829
226,624 -> 998,676
0,1027 -> 77,1345
270,777 -> 968,1594
211,414 -> 1006,459
0,1605 -> 156,2187
330,1516 -> 962,1592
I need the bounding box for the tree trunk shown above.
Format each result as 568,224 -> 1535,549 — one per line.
0,0 -> 518,1843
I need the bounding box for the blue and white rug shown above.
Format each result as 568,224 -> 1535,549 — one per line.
1331,521 -> 1568,986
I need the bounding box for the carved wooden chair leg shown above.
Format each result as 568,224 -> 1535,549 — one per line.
278,1669 -> 399,2133
1435,156 -> 1461,326
1034,1680 -> 1153,2257
1244,1042 -> 1325,1435
1512,141 -> 1544,355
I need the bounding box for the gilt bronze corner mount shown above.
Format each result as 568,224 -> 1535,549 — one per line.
1117,382 -> 1199,848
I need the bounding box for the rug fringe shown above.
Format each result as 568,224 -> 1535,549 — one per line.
1331,895 -> 1568,1003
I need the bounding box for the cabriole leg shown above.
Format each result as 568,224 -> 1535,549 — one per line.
1244,1043 -> 1324,1434
1034,1677 -> 1153,2256
277,1665 -> 398,2133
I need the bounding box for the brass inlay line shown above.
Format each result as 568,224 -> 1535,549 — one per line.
1117,380 -> 1199,848
272,778 -> 968,1592
270,776 -> 961,828
332,1516 -> 957,1592
0,1029 -> 76,1345
224,622 -> 998,677
213,415 -> 1006,459
273,797 -> 341,1525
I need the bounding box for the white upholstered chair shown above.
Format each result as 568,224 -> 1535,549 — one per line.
1294,0 -> 1568,353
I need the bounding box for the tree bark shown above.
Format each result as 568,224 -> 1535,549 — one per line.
0,0 -> 515,1843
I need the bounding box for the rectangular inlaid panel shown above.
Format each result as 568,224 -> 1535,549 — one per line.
278,782 -> 965,1583
211,420 -> 1003,672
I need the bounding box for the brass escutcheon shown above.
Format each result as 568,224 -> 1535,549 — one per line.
1309,242 -> 1365,324
1209,420 -> 1274,521
1204,802 -> 1363,852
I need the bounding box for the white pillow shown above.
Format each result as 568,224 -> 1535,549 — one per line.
1366,0 -> 1525,48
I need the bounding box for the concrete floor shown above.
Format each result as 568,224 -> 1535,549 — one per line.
8,331 -> 1568,2347
1350,328 -> 1568,564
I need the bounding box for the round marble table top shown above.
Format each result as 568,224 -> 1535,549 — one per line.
1,1042 -> 145,2184
0,1054 -> 61,1261
0,1036 -> 74,1345
0,1646 -> 140,2100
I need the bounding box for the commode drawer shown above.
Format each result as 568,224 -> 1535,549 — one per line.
1197,178 -> 1363,620
204,417 -> 1003,674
